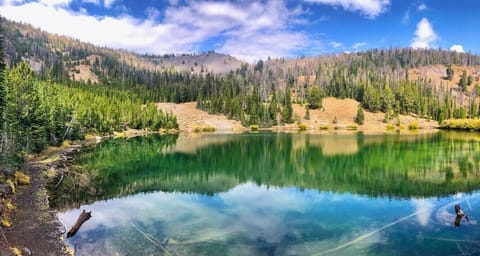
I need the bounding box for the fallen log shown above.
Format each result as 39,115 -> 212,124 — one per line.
67,210 -> 91,238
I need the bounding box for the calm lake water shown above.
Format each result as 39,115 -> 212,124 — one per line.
50,132 -> 480,256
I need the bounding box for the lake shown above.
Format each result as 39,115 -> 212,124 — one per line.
50,131 -> 480,256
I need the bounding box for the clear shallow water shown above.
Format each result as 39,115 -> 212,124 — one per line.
51,132 -> 480,256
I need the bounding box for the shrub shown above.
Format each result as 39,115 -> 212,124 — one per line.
346,125 -> 358,130
408,122 -> 419,130
193,125 -> 216,133
14,171 -> 31,185
250,125 -> 259,131
440,118 -> 480,131
298,123 -> 307,131
319,125 -> 329,130
386,123 -> 395,131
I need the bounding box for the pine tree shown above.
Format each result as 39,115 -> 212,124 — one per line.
281,87 -> 293,124
446,65 -> 454,81
355,107 -> 365,125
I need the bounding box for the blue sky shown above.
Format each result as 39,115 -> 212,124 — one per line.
1,0 -> 479,62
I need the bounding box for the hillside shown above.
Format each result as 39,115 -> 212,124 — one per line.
157,98 -> 438,133
3,18 -> 480,129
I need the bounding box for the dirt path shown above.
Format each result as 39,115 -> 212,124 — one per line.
2,160 -> 71,256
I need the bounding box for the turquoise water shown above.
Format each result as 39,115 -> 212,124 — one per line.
52,132 -> 480,255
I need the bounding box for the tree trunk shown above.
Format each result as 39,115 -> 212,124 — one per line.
67,210 -> 91,238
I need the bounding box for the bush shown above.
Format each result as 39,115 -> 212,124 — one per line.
250,125 -> 259,131
193,125 -> 216,133
408,122 -> 419,130
14,171 -> 31,185
440,119 -> 480,131
386,123 -> 395,131
319,125 -> 329,130
346,125 -> 358,130
298,123 -> 307,131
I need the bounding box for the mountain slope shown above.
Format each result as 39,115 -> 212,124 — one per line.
4,18 -> 480,126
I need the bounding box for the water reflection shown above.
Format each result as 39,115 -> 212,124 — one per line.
50,132 -> 480,209
58,183 -> 480,256
51,132 -> 480,255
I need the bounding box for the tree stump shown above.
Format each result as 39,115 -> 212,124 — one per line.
67,210 -> 91,238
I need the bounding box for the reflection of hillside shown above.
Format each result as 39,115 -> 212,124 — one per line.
307,134 -> 358,155
168,133 -> 239,154
50,132 -> 480,210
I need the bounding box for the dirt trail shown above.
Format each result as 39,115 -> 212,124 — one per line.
2,161 -> 70,256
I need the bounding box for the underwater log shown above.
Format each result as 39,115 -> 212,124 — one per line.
67,209 -> 91,238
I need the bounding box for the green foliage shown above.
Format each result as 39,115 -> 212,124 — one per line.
355,107 -> 365,125
281,87 -> 293,124
1,62 -> 178,169
250,125 -> 259,131
459,70 -> 468,91
306,87 -> 323,109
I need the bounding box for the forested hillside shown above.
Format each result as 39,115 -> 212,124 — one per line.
4,18 -> 480,132
0,21 -> 178,172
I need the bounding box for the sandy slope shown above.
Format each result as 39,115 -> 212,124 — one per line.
157,98 -> 438,133
157,102 -> 244,132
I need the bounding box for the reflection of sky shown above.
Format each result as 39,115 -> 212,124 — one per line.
59,184 -> 480,255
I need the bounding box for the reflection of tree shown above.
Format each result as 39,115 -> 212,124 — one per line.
50,132 -> 480,209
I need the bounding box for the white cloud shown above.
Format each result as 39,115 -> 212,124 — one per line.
39,0 -> 72,7
304,0 -> 390,19
410,18 -> 438,49
168,0 -> 179,5
0,0 -> 311,62
353,42 -> 367,49
417,3 -> 427,11
82,0 -> 100,5
402,9 -> 410,24
450,44 -> 465,53
330,41 -> 342,48
104,0 -> 116,8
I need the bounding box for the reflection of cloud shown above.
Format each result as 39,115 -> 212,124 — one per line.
411,198 -> 434,226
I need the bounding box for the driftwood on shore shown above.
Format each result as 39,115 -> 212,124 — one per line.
67,210 -> 91,238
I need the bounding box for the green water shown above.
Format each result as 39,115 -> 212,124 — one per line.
52,132 -> 480,256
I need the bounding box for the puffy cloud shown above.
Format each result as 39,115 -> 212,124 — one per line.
410,18 -> 438,49
0,0 -> 311,62
417,3 -> 427,11
330,41 -> 342,48
304,0 -> 390,19
353,42 -> 367,50
82,0 -> 100,5
104,0 -> 116,8
450,44 -> 465,53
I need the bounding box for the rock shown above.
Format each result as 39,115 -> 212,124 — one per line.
22,247 -> 32,256
0,184 -> 14,197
